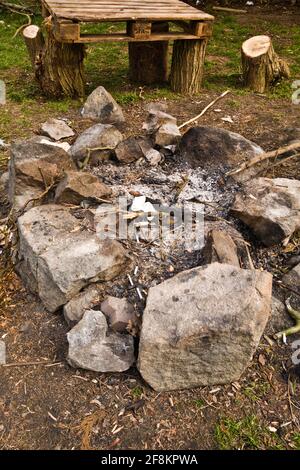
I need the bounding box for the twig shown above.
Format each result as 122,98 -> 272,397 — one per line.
12,11 -> 31,38
248,152 -> 300,179
226,142 -> 300,177
244,243 -> 255,270
212,6 -> 248,14
275,298 -> 300,339
0,1 -> 34,14
178,90 -> 230,130
2,360 -> 61,368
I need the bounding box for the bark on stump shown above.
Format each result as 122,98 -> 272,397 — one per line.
128,22 -> 169,85
23,25 -> 85,98
170,38 -> 208,95
241,35 -> 290,93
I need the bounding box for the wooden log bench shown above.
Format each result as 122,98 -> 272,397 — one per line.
26,0 -> 214,97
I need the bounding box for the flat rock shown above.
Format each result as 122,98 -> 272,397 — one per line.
8,141 -> 76,212
179,126 -> 264,181
115,136 -> 145,164
64,285 -> 101,326
67,310 -> 135,372
70,124 -> 123,163
81,86 -> 125,124
0,340 -> 6,365
40,118 -> 74,141
101,296 -> 137,333
17,205 -> 131,312
231,178 -> 300,246
138,262 -> 272,391
55,171 -> 112,205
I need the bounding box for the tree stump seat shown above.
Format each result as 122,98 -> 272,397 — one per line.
23,0 -> 214,97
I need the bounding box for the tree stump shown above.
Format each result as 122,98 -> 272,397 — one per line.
23,25 -> 86,98
170,38 -> 208,95
128,22 -> 169,85
241,35 -> 290,93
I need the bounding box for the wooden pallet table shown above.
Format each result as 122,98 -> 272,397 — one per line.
23,0 -> 214,97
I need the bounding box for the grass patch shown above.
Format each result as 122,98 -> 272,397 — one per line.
243,381 -> 270,402
215,415 -> 285,450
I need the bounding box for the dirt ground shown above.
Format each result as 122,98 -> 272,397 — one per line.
1,6 -> 300,451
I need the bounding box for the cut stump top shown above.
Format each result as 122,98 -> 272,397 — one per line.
41,0 -> 214,22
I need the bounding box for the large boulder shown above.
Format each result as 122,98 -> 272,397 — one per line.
40,118 -> 74,141
179,126 -> 264,180
17,205 -> 131,312
70,124 -> 123,163
138,263 -> 272,391
67,310 -> 135,372
54,171 -> 112,205
231,178 -> 300,246
81,86 -> 125,125
8,141 -> 76,212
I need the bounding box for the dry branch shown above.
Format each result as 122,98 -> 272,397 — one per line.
226,142 -> 300,177
178,90 -> 230,130
213,6 -> 247,14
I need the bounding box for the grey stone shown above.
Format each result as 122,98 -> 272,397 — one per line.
282,263 -> 300,294
17,205 -> 131,312
101,296 -> 137,333
64,285 -> 101,325
54,171 -> 112,205
202,229 -> 240,267
143,110 -> 177,134
8,140 -> 76,212
67,310 -> 135,372
40,118 -> 74,141
138,262 -> 272,391
70,124 -> 123,163
265,296 -> 294,336
0,340 -> 6,365
231,178 -> 300,246
154,122 -> 181,147
144,148 -> 162,166
115,136 -> 145,164
81,86 -> 125,124
179,126 -> 264,181
0,171 -> 9,191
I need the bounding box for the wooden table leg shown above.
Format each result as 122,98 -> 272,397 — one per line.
23,23 -> 86,98
128,22 -> 169,85
170,38 -> 208,94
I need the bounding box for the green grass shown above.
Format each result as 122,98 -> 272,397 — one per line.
215,415 -> 285,450
0,7 -> 299,145
131,386 -> 144,398
1,9 -> 299,105
243,381 -> 270,403
204,12 -> 300,98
